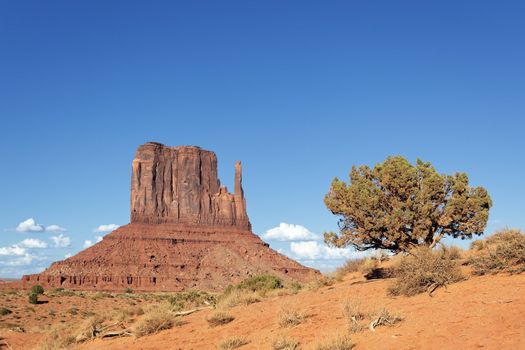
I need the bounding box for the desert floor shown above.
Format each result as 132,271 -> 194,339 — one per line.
1,270 -> 524,349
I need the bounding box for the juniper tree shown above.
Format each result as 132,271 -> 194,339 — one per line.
324,156 -> 492,254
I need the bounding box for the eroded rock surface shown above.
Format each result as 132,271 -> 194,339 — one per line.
130,143 -> 250,229
23,142 -> 317,291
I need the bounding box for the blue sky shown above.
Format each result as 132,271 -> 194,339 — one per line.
0,1 -> 524,277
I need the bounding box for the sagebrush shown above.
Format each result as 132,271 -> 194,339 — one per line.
388,246 -> 464,296
468,229 -> 525,275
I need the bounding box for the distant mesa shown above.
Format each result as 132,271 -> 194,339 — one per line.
22,142 -> 318,291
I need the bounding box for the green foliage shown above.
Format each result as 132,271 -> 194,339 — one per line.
324,156 -> 492,253
223,275 -> 282,296
123,287 -> 133,294
468,228 -> 525,275
31,285 -> 45,295
388,246 -> 464,296
28,292 -> 39,304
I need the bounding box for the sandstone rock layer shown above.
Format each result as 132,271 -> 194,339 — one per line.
23,143 -> 317,291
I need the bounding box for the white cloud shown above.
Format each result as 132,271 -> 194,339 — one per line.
83,235 -> 103,248
49,234 -> 71,248
18,238 -> 48,249
0,253 -> 35,266
14,218 -> 66,233
64,253 -> 72,259
263,223 -> 319,241
16,218 -> 45,233
94,224 -> 119,233
45,224 -> 66,233
290,241 -> 361,260
0,245 -> 27,256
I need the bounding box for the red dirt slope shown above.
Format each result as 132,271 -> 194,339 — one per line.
78,273 -> 525,350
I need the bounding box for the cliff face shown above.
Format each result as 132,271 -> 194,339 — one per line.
130,143 -> 250,229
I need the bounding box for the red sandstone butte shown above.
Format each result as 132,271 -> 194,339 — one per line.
22,142 -> 318,291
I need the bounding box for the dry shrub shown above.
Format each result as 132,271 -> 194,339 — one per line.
438,245 -> 463,260
348,320 -> 365,333
306,276 -> 335,291
206,311 -> 235,327
34,325 -> 77,350
470,239 -> 484,251
218,289 -> 261,308
333,258 -> 367,280
388,246 -> 464,296
272,336 -> 299,350
313,334 -> 354,350
369,308 -> 403,330
75,316 -> 105,342
278,306 -> 306,327
133,308 -> 181,337
468,228 -> 525,275
360,258 -> 379,276
90,291 -> 114,300
168,290 -> 217,311
341,299 -> 366,333
341,299 -> 365,321
217,336 -> 249,350
114,305 -> 145,322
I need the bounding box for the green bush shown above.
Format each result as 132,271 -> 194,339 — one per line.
237,275 -> 282,292
31,285 -> 45,295
468,228 -> 525,275
28,292 -> 39,304
124,287 -> 133,294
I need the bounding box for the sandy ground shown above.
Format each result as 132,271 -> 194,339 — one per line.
1,273 -> 524,349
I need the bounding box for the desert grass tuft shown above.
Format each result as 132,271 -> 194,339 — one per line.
33,325 -> 77,350
278,306 -> 306,328
272,336 -> 299,350
133,308 -> 182,337
114,305 -> 145,322
369,307 -> 403,331
341,299 -> 366,333
217,289 -> 261,308
217,335 -> 249,350
332,258 -> 367,281
313,333 -> 354,350
206,311 -> 235,327
305,275 -> 336,291
74,315 -> 105,342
